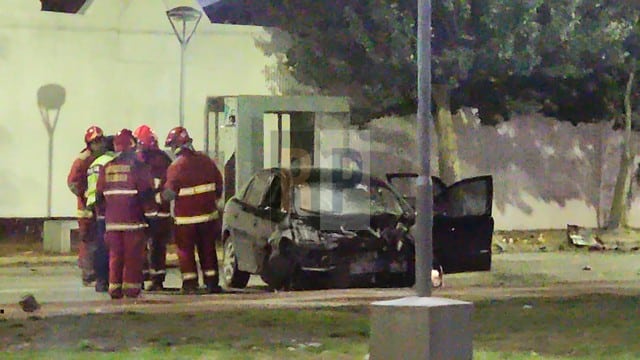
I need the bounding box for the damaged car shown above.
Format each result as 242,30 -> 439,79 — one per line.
221,167 -> 492,291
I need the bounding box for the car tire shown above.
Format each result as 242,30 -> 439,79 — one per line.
389,243 -> 416,288
222,236 -> 250,289
261,250 -> 296,291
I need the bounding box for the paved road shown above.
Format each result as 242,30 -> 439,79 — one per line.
1,252 -> 639,319
0,264 -> 269,304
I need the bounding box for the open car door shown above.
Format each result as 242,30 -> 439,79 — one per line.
433,176 -> 493,274
386,173 -> 446,209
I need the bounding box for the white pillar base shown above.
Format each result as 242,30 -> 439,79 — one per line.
369,296 -> 474,360
43,220 -> 77,253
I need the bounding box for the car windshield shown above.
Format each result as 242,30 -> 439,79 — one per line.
293,180 -> 404,216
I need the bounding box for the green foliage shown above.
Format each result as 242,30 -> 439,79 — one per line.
208,1 -> 640,124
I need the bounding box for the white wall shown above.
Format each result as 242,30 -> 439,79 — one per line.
357,111 -> 640,230
0,0 -> 276,217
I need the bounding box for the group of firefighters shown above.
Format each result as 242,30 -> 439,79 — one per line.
67,125 -> 224,299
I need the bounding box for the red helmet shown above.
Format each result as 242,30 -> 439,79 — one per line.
113,128 -> 136,152
164,126 -> 192,148
133,125 -> 158,150
84,126 -> 104,144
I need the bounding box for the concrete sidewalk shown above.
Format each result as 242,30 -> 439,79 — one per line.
0,253 -> 180,267
1,281 -> 639,321
0,254 -> 77,267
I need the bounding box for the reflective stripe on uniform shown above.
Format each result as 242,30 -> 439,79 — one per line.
104,189 -> 138,196
123,282 -> 141,290
204,270 -> 217,277
77,209 -> 93,218
174,211 -> 219,225
96,215 -> 105,220
105,223 -> 148,231
182,272 -> 198,280
150,269 -> 166,275
178,183 -> 216,196
145,212 -> 171,218
108,283 -> 122,291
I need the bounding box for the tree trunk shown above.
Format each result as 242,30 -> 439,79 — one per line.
607,69 -> 635,229
432,84 -> 460,184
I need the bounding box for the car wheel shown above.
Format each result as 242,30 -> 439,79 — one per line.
222,236 -> 250,289
261,250 -> 296,291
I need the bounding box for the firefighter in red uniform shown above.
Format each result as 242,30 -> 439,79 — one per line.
133,125 -> 173,291
96,129 -> 156,299
162,126 -> 223,294
67,125 -> 106,286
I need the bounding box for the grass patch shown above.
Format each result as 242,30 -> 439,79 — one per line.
473,294 -> 640,359
1,295 -> 639,359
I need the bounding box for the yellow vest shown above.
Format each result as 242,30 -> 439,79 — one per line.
85,151 -> 116,209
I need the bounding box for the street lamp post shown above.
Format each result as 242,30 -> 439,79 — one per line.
37,84 -> 66,218
166,6 -> 203,127
415,0 -> 433,297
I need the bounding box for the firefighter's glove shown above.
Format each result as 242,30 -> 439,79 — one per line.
162,189 -> 176,202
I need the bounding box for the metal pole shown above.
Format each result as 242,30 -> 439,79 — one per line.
277,113 -> 283,166
415,0 -> 433,297
204,103 -> 210,156
47,132 -> 53,218
179,41 -> 186,128
215,111 -> 220,162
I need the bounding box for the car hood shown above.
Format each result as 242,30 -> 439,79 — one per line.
295,212 -> 405,232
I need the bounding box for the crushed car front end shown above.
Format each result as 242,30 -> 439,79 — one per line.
266,213 -> 416,289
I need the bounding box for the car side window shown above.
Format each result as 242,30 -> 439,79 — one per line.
237,178 -> 254,200
242,173 -> 269,207
263,175 -> 282,209
438,177 -> 492,217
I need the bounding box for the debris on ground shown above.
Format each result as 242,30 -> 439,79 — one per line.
523,304 -> 533,309
19,294 -> 40,312
567,224 -> 605,251
494,241 -> 507,253
582,266 -> 592,271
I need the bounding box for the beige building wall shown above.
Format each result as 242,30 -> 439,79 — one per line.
359,112 -> 640,230
0,0 -> 277,217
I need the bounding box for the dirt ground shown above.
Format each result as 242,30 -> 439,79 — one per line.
493,227 -> 640,252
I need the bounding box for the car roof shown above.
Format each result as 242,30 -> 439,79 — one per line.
262,167 -> 386,184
